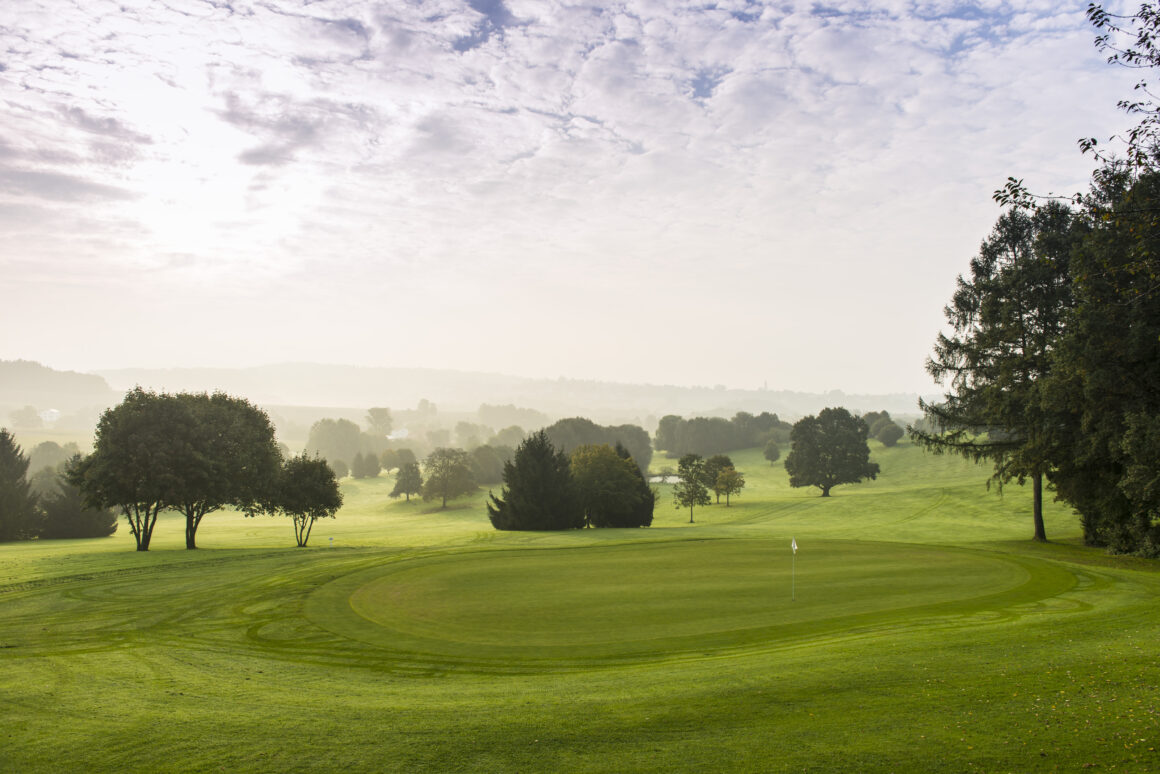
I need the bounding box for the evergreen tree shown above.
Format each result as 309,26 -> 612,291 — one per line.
39,458 -> 117,539
913,204 -> 1077,540
0,429 -> 38,541
488,431 -> 584,530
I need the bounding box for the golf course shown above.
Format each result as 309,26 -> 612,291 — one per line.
2,442 -> 1157,772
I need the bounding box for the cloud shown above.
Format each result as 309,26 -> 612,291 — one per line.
0,166 -> 136,202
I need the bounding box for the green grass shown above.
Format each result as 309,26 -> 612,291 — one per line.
1,441 -> 1158,772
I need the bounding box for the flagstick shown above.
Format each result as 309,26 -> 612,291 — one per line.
792,548 -> 795,602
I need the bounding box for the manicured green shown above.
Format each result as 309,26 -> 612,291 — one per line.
1,441 -> 1157,772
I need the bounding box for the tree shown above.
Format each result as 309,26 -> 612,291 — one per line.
614,441 -> 656,528
673,453 -> 711,523
469,444 -> 507,485
329,459 -> 349,479
570,444 -> 649,528
422,448 -> 476,509
390,462 -> 423,501
491,425 -> 526,448
763,439 -> 781,466
0,429 -> 38,541
268,453 -> 342,547
164,392 -> 282,549
305,418 -> 362,472
351,452 -> 381,479
39,457 -> 117,539
379,448 -> 400,474
67,388 -> 182,551
365,407 -> 393,438
9,405 -> 41,429
28,441 -> 80,473
716,466 -> 745,506
542,417 -> 653,474
396,448 -> 417,467
913,205 -> 1077,540
488,430 -> 584,531
703,454 -> 734,504
876,423 -> 905,447
785,408 -> 880,497
69,389 -> 281,550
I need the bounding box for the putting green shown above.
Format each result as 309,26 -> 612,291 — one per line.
304,539 -> 1078,668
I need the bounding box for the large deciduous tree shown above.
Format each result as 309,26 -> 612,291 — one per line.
305,418 -> 363,473
488,431 -> 584,531
68,388 -> 183,550
571,444 -> 651,528
0,429 -> 38,541
913,204 -> 1077,541
785,408 -> 880,497
716,466 -> 745,506
166,392 -> 282,549
422,448 -> 476,509
69,388 -> 282,550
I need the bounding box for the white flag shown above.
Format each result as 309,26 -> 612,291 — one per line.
791,537 -> 798,554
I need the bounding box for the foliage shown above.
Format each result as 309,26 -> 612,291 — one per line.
268,453 -> 342,547
672,453 -> 711,523
68,389 -> 281,550
422,448 -> 476,509
488,430 -> 584,531
365,407 -> 393,438
28,441 -> 81,474
396,448 -> 417,467
390,462 -> 423,501
166,392 -> 283,549
913,204 -> 1078,540
469,444 -> 508,485
785,408 -> 880,497
379,448 -> 400,473
329,459 -> 349,479
570,444 -> 652,528
305,418 -> 363,473
763,439 -> 781,466
655,412 -> 791,457
703,454 -> 734,503
1045,168 -> 1160,554
542,417 -> 653,474
614,441 -> 656,528
8,405 -> 41,429
876,423 -> 905,447
351,452 -> 382,479
68,388 -> 191,550
455,421 -> 491,450
0,428 -> 38,541
490,425 -> 526,448
39,458 -> 117,539
715,466 -> 745,506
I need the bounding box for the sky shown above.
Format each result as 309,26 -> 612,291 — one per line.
0,0 -> 1141,395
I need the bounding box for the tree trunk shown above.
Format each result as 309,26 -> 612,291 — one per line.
1032,472 -> 1047,542
820,486 -> 831,497
689,506 -> 694,524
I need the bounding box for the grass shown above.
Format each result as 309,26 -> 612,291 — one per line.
1,441 -> 1157,772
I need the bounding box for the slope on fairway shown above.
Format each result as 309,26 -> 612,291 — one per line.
306,538 -> 1075,668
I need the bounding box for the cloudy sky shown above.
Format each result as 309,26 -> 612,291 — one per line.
0,0 -> 1139,394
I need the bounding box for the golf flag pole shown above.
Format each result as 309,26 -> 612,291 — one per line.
791,537 -> 797,602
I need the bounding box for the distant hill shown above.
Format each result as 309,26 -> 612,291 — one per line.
0,360 -> 118,431
97,363 -> 931,424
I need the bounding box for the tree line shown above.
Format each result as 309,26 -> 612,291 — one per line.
654,411 -> 792,458
488,432 -> 656,530
915,4 -> 1160,554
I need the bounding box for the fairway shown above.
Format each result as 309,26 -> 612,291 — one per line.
2,443 -> 1158,773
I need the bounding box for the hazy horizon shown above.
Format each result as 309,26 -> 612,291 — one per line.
1,1 -> 1136,394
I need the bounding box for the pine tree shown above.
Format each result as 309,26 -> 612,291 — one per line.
488,431 -> 584,530
0,429 -> 38,541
